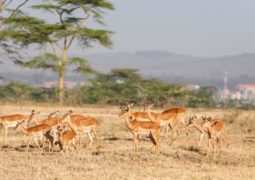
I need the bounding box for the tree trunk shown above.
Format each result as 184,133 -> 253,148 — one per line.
58,47 -> 68,104
58,68 -> 64,104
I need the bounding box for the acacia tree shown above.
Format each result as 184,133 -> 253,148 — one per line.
0,0 -> 114,103
0,0 -> 31,78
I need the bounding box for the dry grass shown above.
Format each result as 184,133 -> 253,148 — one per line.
0,105 -> 255,180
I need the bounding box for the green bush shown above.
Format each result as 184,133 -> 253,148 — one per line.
0,70 -> 218,108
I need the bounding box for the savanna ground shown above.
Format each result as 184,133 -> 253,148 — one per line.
0,104 -> 255,180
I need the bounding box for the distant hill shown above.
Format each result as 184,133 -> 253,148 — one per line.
85,51 -> 255,87
1,50 -> 255,88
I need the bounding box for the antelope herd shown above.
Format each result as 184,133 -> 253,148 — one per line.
0,104 -> 229,159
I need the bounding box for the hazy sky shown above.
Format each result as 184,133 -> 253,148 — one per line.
16,0 -> 255,57
84,0 -> 255,57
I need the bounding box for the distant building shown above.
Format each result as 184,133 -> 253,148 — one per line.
230,91 -> 241,100
42,81 -> 58,88
217,83 -> 255,103
181,84 -> 200,91
237,84 -> 255,101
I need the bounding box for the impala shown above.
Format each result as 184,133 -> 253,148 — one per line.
15,111 -> 73,152
187,115 -> 205,148
126,103 -> 158,122
61,110 -> 99,149
56,122 -> 77,153
202,117 -> 228,159
15,120 -> 52,151
28,110 -> 87,146
119,106 -> 160,153
146,104 -> 187,139
187,116 -> 228,155
0,110 -> 36,145
126,103 -> 172,137
29,110 -> 86,127
27,110 -> 73,148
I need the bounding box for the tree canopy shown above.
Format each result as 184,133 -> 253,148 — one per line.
0,0 -> 114,103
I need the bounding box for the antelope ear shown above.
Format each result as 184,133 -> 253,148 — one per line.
127,102 -> 134,107
208,117 -> 212,121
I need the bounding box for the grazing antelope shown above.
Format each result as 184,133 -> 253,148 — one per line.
26,111 -> 73,149
146,104 -> 187,139
28,110 -> 87,146
61,110 -> 99,149
56,122 -> 77,153
0,110 -> 36,145
119,106 -> 160,153
188,116 -> 228,156
202,117 -> 228,159
27,112 -> 63,147
15,111 -> 73,152
15,120 -> 52,151
187,115 -> 205,148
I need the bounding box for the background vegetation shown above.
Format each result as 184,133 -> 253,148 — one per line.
0,68 -> 223,108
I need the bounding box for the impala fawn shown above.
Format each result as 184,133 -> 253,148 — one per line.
202,117 -> 228,159
56,122 -> 77,153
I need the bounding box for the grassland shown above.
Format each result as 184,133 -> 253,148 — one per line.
0,105 -> 255,180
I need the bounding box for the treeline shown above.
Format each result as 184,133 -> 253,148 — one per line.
0,69 -> 217,108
